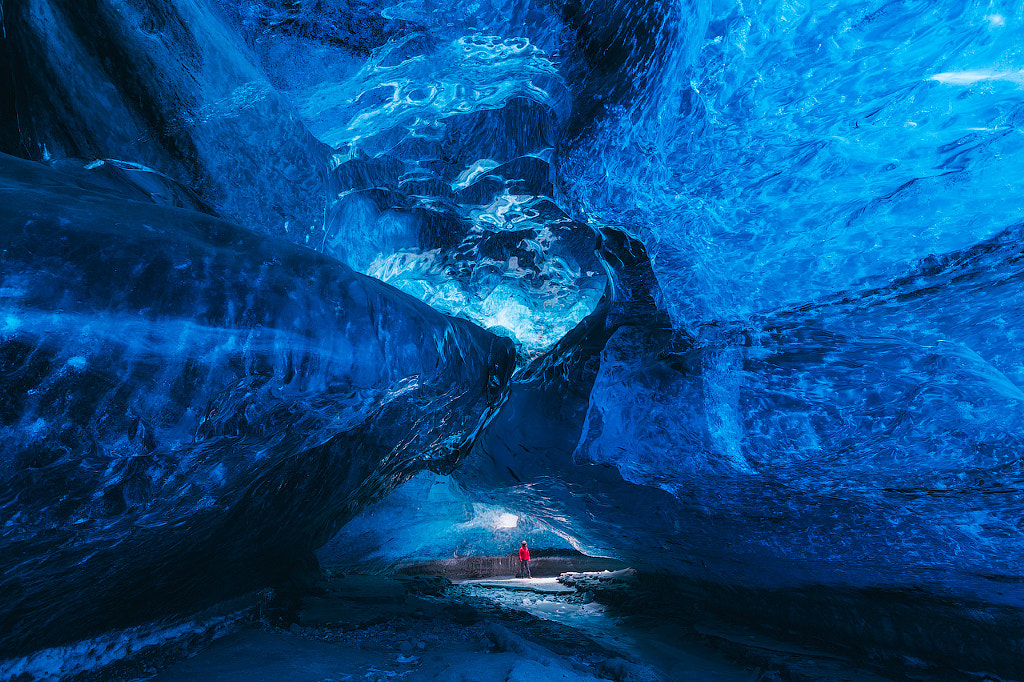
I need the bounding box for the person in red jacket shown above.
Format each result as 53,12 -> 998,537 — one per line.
518,540 -> 532,578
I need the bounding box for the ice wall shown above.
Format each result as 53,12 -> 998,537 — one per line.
317,471 -> 573,568
1,0 -> 329,242
0,153 -> 513,655
4,0 -> 1024,673
561,0 -> 1024,328
321,1 -> 1024,670
548,0 -> 1024,593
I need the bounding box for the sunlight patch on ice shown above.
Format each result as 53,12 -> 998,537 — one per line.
495,513 -> 520,529
927,69 -> 1024,85
462,504 -> 520,531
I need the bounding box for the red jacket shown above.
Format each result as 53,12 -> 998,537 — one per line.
519,546 -> 530,561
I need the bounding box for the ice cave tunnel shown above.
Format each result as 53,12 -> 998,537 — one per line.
2,0 -> 1024,680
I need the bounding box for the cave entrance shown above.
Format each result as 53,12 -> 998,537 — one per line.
394,548 -> 629,581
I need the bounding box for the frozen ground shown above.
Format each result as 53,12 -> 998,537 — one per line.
1,569 -> 937,681
147,572 -> 678,682
63,570 -> 902,682
455,571 -> 906,681
459,573 -> 751,681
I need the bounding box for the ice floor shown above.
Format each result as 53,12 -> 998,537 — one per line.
459,574 -> 753,681
128,571 -> 757,682
0,570 -> 928,681
122,571 -> 904,682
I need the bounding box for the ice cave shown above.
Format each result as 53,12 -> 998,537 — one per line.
2,1 -> 1023,680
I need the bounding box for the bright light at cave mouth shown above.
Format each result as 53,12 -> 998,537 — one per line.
493,513 -> 520,530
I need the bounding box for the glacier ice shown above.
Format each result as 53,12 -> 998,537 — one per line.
317,471 -> 574,568
561,0 -> 1024,328
3,0 -> 1024,675
0,152 -> 513,655
212,1 -> 606,354
2,0 -> 330,242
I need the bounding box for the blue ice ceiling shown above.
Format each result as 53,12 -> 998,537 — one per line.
564,0 -> 1024,326
2,0 -> 1024,672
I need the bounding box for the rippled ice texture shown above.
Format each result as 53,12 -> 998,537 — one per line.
249,0 -> 1024,611
6,0 -> 1024,672
0,153 -> 513,656
307,0 -> 1024,631
218,0 -> 606,354
563,0 -> 1024,326
539,1 -> 1024,606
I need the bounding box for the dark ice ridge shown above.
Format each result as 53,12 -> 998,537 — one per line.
0,153 -> 513,655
